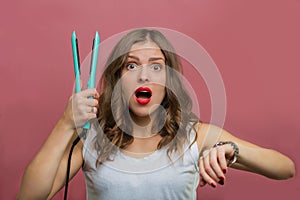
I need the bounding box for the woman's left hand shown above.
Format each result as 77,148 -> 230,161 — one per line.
198,143 -> 235,188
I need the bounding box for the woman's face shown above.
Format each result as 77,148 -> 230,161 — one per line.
121,41 -> 166,125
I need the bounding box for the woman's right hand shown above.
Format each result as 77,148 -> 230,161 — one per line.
62,88 -> 99,129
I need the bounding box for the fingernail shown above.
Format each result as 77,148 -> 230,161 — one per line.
210,183 -> 216,188
219,176 -> 225,181
223,169 -> 227,174
218,180 -> 224,185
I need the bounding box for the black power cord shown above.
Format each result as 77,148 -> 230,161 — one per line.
63,129 -> 87,200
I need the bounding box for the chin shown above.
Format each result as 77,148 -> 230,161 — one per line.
130,107 -> 151,118
132,104 -> 163,119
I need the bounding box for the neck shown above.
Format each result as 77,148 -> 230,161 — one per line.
129,112 -> 157,138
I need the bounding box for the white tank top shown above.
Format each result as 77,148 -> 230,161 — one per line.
82,123 -> 200,200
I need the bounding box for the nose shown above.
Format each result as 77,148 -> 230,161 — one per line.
138,65 -> 150,83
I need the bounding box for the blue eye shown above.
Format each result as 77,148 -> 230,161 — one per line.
151,64 -> 162,71
126,63 -> 138,70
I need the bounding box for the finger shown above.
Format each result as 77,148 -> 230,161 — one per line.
199,168 -> 208,187
80,88 -> 99,98
199,156 -> 216,188
93,107 -> 98,114
203,151 -> 219,183
73,111 -> 97,128
199,178 -> 207,187
209,147 -> 225,184
84,105 -> 98,113
83,98 -> 99,107
94,91 -> 100,98
72,96 -> 91,110
86,112 -> 97,120
89,106 -> 98,114
199,157 -> 206,186
216,146 -> 228,174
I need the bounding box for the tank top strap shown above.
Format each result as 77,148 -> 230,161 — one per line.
187,124 -> 200,173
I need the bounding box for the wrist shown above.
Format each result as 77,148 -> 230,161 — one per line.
58,115 -> 76,132
213,141 -> 239,166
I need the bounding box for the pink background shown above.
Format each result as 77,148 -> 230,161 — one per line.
1,0 -> 299,199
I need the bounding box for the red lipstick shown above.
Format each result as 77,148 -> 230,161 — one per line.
135,87 -> 152,105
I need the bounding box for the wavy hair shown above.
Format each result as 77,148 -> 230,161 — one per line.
94,28 -> 199,166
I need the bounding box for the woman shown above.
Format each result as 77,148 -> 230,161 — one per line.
18,29 -> 295,199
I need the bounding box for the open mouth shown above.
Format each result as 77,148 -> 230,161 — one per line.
135,87 -> 152,105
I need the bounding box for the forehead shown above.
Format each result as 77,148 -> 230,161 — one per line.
128,41 -> 164,58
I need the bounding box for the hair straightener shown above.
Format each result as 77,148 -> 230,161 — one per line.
64,31 -> 100,200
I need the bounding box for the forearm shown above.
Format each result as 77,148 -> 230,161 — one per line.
232,142 -> 295,180
197,123 -> 295,188
18,117 -> 75,199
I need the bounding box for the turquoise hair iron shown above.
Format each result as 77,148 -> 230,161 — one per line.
71,31 -> 100,131
64,31 -> 100,200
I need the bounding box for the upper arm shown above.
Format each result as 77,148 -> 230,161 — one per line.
47,134 -> 84,199
196,122 -> 258,152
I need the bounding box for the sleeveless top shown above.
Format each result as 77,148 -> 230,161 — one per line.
82,123 -> 200,200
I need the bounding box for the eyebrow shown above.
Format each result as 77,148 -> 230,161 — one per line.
127,55 -> 165,62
